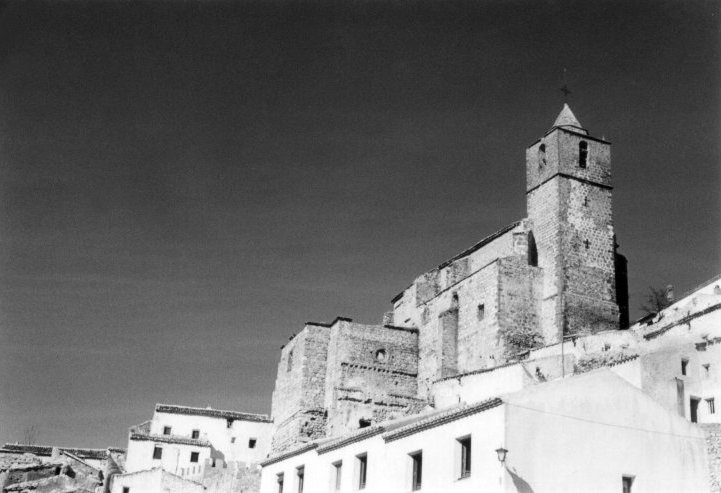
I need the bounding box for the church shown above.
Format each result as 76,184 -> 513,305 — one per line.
268,104 -> 630,452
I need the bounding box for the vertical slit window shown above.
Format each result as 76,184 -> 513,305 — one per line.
277,473 -> 284,493
333,461 -> 342,491
579,141 -> 588,168
357,453 -> 367,490
296,466 -> 304,493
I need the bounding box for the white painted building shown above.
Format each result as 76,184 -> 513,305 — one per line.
260,370 -> 709,493
117,403 -> 273,492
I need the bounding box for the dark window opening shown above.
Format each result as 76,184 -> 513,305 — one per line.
477,304 -> 485,321
163,426 -> 171,435
226,418 -> 233,429
374,349 -> 387,363
249,438 -> 257,448
579,141 -> 588,168
410,451 -> 422,491
704,364 -> 711,377
359,418 -> 371,429
622,476 -> 634,493
152,446 -> 162,460
296,466 -> 305,493
231,437 -> 236,444
357,453 -> 367,490
682,358 -> 689,376
583,196 -> 589,207
212,458 -> 216,468
584,239 -> 590,249
691,397 -> 700,423
333,461 -> 342,491
277,473 -> 284,493
287,350 -> 294,372
708,398 -> 716,414
190,452 -> 199,463
458,436 -> 471,478
191,429 -> 200,439
538,143 -> 547,168
123,488 -> 130,493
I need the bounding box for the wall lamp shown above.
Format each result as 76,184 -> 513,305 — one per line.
495,447 -> 508,465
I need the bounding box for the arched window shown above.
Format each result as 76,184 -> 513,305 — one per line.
538,143 -> 547,168
579,141 -> 588,168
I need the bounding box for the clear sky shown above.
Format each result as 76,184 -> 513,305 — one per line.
0,0 -> 719,448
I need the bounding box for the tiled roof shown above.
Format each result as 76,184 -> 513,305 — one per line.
382,398 -> 503,442
129,433 -> 211,448
0,444 -> 124,460
643,302 -> 721,340
316,426 -> 386,455
260,442 -> 318,467
155,404 -> 271,423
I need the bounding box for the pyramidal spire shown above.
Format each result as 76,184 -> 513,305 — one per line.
553,103 -> 582,129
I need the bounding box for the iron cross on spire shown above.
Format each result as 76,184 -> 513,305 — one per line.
560,68 -> 571,100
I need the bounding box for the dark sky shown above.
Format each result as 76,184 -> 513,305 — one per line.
0,0 -> 719,448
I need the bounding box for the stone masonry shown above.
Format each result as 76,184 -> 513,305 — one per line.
268,104 -> 630,453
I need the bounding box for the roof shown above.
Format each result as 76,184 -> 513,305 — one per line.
129,433 -> 211,448
382,397 -> 503,442
0,444 -> 124,460
260,443 -> 318,467
552,103 -> 582,129
437,221 -> 521,270
155,404 -> 271,423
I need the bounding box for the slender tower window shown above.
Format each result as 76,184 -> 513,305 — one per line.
579,141 -> 588,168
538,143 -> 547,168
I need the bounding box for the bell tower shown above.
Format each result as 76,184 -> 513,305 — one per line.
526,104 -> 621,342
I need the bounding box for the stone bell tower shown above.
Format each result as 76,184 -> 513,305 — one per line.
526,104 -> 621,343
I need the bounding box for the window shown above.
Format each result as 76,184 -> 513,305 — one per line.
704,364 -> 711,377
583,196 -> 588,207
691,397 -> 700,423
226,418 -> 234,429
374,349 -> 387,363
410,451 -> 422,491
356,453 -> 367,490
277,473 -> 284,493
296,466 -> 305,493
477,304 -> 485,321
622,475 -> 634,493
682,358 -> 689,376
332,461 -> 343,491
191,429 -> 200,439
579,141 -> 588,168
123,488 -> 130,493
190,452 -> 199,463
163,426 -> 171,435
287,350 -> 294,372
231,437 -> 236,444
249,438 -> 257,448
538,143 -> 547,168
359,418 -> 371,429
458,436 -> 471,479
152,446 -> 162,460
708,398 -> 716,414
584,239 -> 590,249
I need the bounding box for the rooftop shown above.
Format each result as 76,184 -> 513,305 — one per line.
155,404 -> 271,423
0,444 -> 124,460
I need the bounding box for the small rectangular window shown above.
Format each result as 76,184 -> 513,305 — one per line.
231,437 -> 236,444
333,460 -> 342,491
277,473 -> 284,493
477,304 -> 485,321
123,488 -> 130,493
226,419 -> 233,429
296,466 -> 305,493
191,429 -> 200,439
458,436 -> 471,478
249,438 -> 257,448
152,446 -> 162,460
708,398 -> 716,414
163,426 -> 171,435
622,475 -> 634,493
357,453 -> 367,490
190,451 -> 199,463
704,364 -> 711,377
682,358 -> 689,376
579,141 -> 588,168
410,451 -> 422,491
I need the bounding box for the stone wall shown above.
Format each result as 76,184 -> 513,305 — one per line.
270,323 -> 330,453
702,423 -> 721,492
